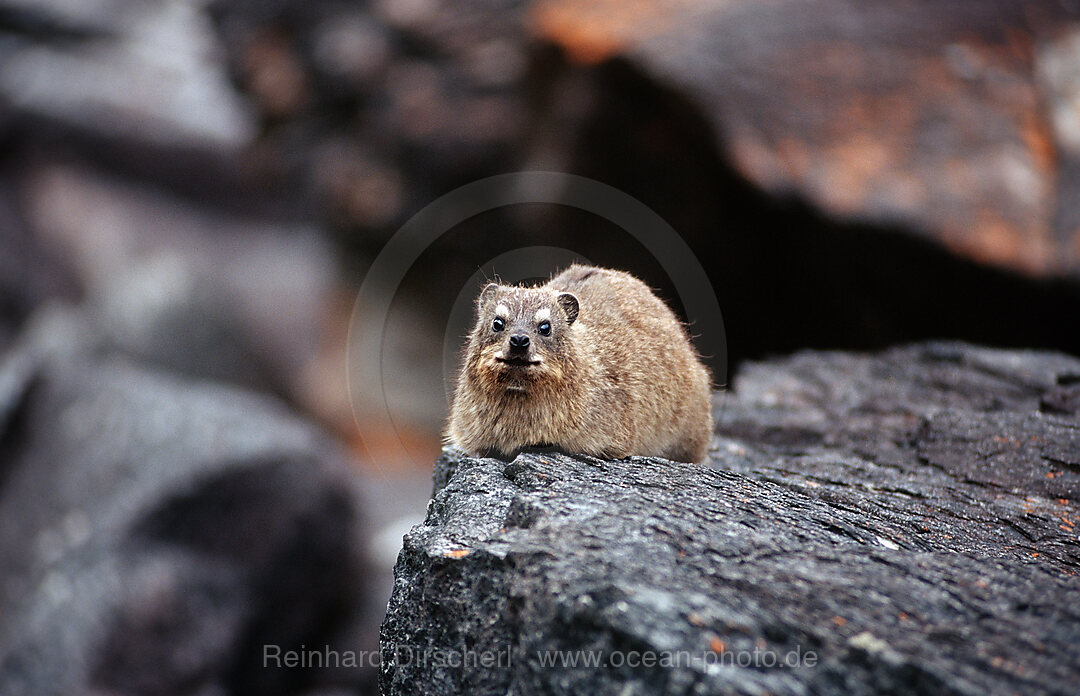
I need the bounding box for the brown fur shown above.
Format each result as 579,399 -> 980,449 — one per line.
447,264 -> 712,463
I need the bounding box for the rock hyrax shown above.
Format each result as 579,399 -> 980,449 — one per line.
447,264 -> 712,462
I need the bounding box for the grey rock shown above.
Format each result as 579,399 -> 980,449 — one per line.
0,179 -> 77,353
23,163 -> 339,399
0,0 -> 255,151
604,1 -> 1077,277
381,342 -> 1080,696
0,313 -> 370,696
91,254 -> 270,390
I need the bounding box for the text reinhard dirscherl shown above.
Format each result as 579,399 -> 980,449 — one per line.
263,644 -> 819,672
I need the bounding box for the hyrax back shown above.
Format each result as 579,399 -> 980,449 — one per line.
447,264 -> 712,463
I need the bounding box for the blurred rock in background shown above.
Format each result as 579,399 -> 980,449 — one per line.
2,0 -> 1080,694
0,308 -> 372,696
535,0 -> 1075,271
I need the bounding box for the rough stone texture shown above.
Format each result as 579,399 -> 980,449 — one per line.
381,342 -> 1080,695
0,308 -> 373,696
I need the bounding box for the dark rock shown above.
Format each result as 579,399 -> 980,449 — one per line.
381,342 -> 1080,695
0,1 -> 308,218
90,255 -> 273,392
208,0 -> 529,244
0,177 -> 78,352
534,0 -> 1080,277
517,3 -> 1080,372
21,163 -> 341,403
0,311 -> 372,696
0,0 -> 255,151
1040,374 -> 1080,416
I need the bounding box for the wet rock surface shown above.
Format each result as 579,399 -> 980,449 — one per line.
381,342 -> 1080,696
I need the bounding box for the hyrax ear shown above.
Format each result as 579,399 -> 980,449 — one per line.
475,282 -> 499,318
478,282 -> 498,307
556,292 -> 579,324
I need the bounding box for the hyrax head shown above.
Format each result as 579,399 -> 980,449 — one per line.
467,282 -> 580,390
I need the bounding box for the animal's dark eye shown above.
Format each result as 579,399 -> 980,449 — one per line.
538,321 -> 551,336
492,317 -> 505,332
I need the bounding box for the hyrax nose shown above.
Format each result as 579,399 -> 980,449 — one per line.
509,334 -> 530,350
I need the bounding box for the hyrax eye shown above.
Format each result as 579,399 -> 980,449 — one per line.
538,321 -> 551,336
492,317 -> 505,332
